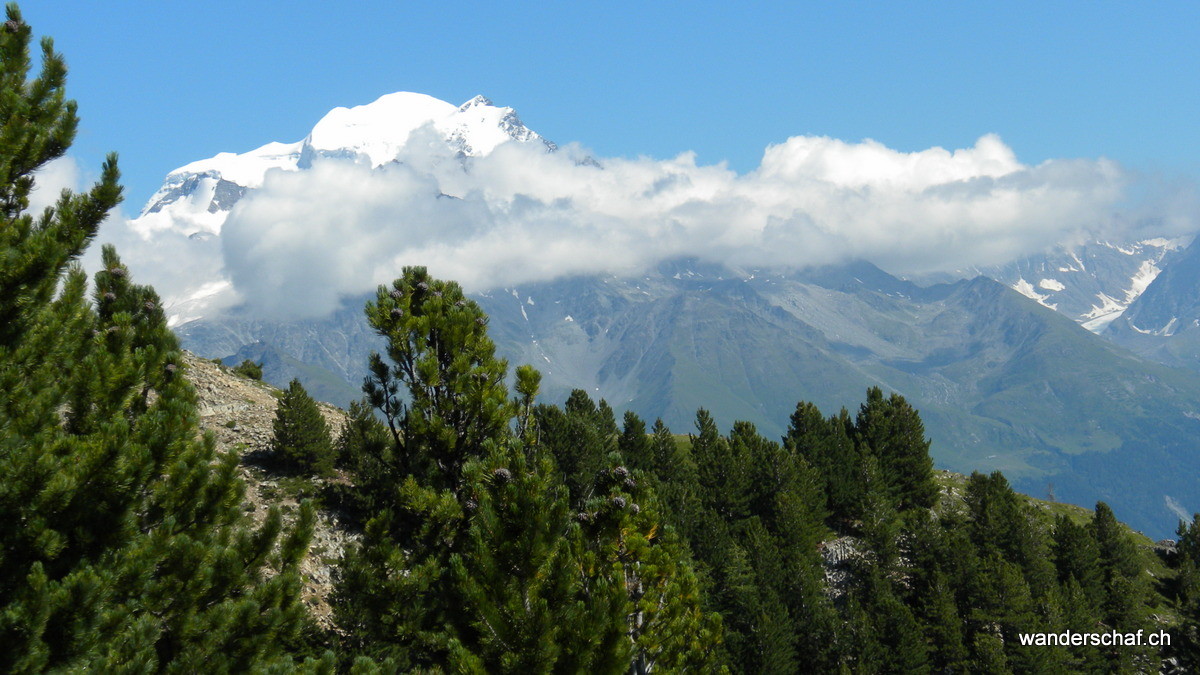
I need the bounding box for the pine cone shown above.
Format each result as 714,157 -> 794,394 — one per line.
389,289 -> 403,300
610,496 -> 626,509
492,467 -> 512,483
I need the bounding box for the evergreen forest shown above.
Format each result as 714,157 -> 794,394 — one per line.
5,4 -> 1200,672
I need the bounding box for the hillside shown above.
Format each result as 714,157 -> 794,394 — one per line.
188,352 -> 1182,638
181,352 -> 356,629
179,260 -> 1200,538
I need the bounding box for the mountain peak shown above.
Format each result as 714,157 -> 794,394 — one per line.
458,94 -> 493,111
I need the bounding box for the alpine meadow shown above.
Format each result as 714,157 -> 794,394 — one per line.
8,2 -> 1200,673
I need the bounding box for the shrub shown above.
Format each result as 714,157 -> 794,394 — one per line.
270,379 -> 335,476
234,359 -> 264,380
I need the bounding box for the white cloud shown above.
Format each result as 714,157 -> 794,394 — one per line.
99,126 -> 1192,321
28,156 -> 83,214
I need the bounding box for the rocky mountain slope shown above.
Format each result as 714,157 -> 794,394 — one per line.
182,351 -> 355,629
918,237 -> 1190,332
182,350 -> 1181,639
178,259 -> 1200,539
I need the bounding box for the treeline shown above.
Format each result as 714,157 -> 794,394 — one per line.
4,4 -> 1200,671
282,266 -> 1189,674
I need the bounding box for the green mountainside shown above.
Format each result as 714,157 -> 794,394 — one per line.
179,260 -> 1200,538
471,262 -> 1200,538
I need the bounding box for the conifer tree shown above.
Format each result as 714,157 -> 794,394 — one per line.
535,389 -> 617,505
361,266 -> 512,489
618,410 -> 652,474
1173,514 -> 1200,669
1052,514 -> 1104,609
270,378 -> 335,476
855,386 -> 937,511
645,418 -> 700,529
923,570 -> 969,673
339,268 -> 719,671
784,401 -> 861,529
692,410 -> 750,521
445,438 -> 591,673
0,7 -> 313,668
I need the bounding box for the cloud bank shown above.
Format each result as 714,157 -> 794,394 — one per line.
216,129 -> 1143,318
93,126 -> 1197,321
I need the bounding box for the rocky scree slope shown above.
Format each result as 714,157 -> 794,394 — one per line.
183,351 -> 355,630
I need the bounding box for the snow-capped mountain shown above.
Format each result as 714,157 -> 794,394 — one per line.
917,237 -> 1190,334
130,92 -> 554,324
134,92 -> 553,239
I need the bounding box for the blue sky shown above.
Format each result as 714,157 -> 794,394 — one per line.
26,1 -> 1200,208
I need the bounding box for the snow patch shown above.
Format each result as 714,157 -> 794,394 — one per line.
1166,495 -> 1190,523
1141,236 -> 1188,250
165,280 -> 233,327
1130,317 -> 1178,337
1012,278 -> 1057,310
1038,278 -> 1065,292
1125,259 -> 1161,304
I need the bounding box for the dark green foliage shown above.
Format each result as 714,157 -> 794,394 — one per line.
855,386 -> 938,511
692,409 -> 751,522
233,358 -> 263,380
0,6 -> 313,668
618,410 -> 652,474
785,402 -> 862,528
646,418 -> 700,529
535,389 -> 617,506
270,379 -> 335,476
1053,514 -> 1104,608
337,267 -> 720,671
1173,514 -> 1200,669
447,439 -> 584,672
362,267 -> 513,489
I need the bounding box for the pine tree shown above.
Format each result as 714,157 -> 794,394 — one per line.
854,386 -> 937,511
1052,514 -> 1104,610
270,378 -> 335,476
618,410 -> 652,475
1173,514 -> 1200,670
0,7 -> 313,668
1090,502 -> 1156,672
535,389 -> 617,505
444,438 -> 588,673
339,269 -> 719,671
361,266 -> 513,489
233,358 -> 263,380
784,401 -> 861,529
647,418 -> 701,530
923,570 -> 969,673
692,410 -> 750,522
573,461 -> 725,674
